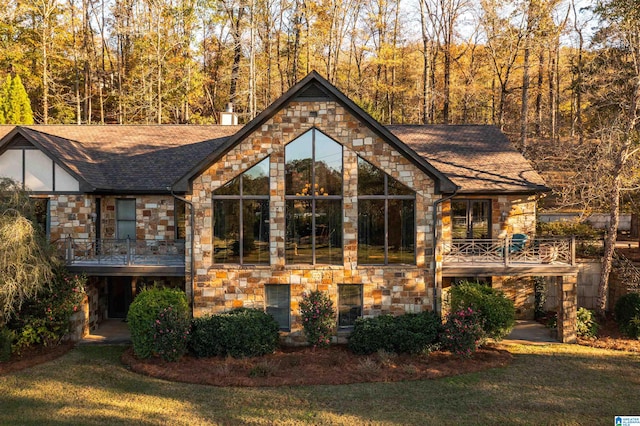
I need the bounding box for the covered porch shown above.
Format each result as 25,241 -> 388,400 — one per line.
441,236 -> 579,344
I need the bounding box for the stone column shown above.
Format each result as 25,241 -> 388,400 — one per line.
557,274 -> 578,343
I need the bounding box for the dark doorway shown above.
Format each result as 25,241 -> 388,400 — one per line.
108,277 -> 133,318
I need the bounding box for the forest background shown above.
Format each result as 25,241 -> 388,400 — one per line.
0,0 -> 604,136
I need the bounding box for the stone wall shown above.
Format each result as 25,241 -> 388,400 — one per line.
100,195 -> 179,240
49,195 -> 95,241
47,194 -> 180,242
189,100 -> 437,344
493,276 -> 536,319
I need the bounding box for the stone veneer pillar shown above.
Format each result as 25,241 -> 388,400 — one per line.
557,274 -> 578,343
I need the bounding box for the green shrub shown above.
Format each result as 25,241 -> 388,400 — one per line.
576,307 -> 599,338
152,305 -> 191,361
449,281 -> 516,341
8,269 -> 85,352
347,314 -> 396,355
536,221 -> 602,239
189,308 -> 279,358
348,311 -> 441,355
442,308 -> 486,357
614,293 -> 640,339
0,328 -> 14,362
127,286 -> 190,359
299,291 -> 335,349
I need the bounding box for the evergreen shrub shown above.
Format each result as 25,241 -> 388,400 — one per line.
614,292 -> 640,339
189,308 -> 279,358
348,311 -> 441,355
450,281 -> 516,340
127,286 -> 190,360
576,307 -> 599,338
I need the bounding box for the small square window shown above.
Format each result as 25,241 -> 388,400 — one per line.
338,285 -> 363,328
265,285 -> 290,331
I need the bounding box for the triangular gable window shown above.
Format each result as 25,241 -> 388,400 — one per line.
0,143 -> 79,192
357,157 -> 415,265
212,157 -> 270,265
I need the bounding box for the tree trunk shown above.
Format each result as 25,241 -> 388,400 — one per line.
598,174 -> 622,318
520,34 -> 530,153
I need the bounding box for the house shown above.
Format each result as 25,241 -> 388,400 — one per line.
0,72 -> 579,343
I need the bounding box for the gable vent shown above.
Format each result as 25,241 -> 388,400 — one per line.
7,135 -> 34,148
293,83 -> 331,101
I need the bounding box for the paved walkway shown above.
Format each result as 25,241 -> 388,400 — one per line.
501,320 -> 559,345
77,319 -> 131,345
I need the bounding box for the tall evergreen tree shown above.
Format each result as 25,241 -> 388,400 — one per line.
0,75 -> 34,125
7,75 -> 34,124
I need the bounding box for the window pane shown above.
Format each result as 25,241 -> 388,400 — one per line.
213,199 -> 240,263
358,199 -> 385,264
285,131 -> 313,196
175,199 -> 186,240
116,199 -> 136,239
242,199 -> 269,264
214,176 -> 240,196
243,158 -> 269,195
315,132 -> 342,195
388,199 -> 415,264
315,199 -> 342,264
471,200 -> 490,239
451,200 -> 468,239
33,198 -> 49,238
265,285 -> 290,330
116,199 -> 136,220
388,176 -> 413,196
357,158 -> 385,195
338,285 -> 362,328
285,200 -> 313,264
117,221 -> 136,240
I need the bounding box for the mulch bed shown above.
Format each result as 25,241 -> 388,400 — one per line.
121,345 -> 513,387
0,342 -> 75,376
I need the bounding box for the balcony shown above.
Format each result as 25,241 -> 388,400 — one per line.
57,238 -> 186,276
442,236 -> 578,277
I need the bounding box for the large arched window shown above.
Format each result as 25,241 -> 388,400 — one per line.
357,157 -> 415,265
213,158 -> 270,264
285,129 -> 343,265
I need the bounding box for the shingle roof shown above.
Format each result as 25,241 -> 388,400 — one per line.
387,125 -> 548,193
0,121 -> 546,194
16,125 -> 240,192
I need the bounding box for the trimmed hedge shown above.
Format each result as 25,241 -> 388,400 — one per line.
347,311 -> 441,355
189,308 -> 280,358
614,293 -> 640,339
449,281 -> 516,341
127,287 -> 190,360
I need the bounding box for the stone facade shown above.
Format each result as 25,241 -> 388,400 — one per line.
189,100 -> 437,343
45,194 -> 181,242
49,195 -> 95,242
100,196 -> 179,241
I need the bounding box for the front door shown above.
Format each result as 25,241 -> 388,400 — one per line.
451,200 -> 491,239
108,276 -> 133,318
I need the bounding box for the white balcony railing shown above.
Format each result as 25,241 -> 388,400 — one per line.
57,238 -> 185,267
442,236 -> 575,266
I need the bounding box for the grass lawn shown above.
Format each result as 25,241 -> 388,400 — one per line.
1,343 -> 639,425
